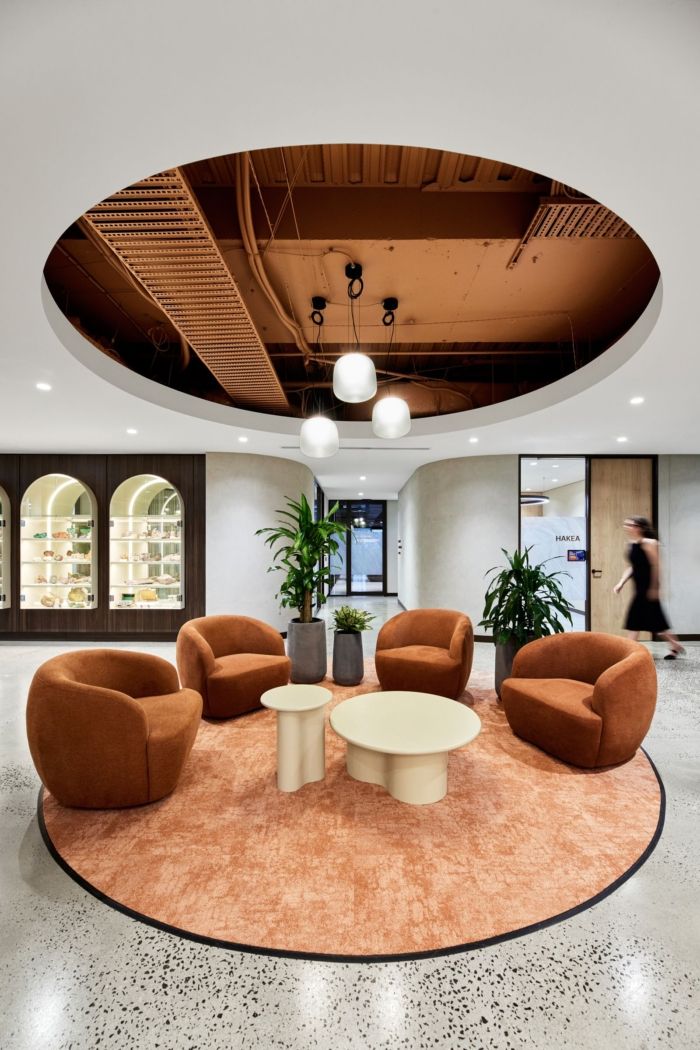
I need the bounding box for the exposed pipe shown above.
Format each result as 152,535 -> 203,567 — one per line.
235,153 -> 312,362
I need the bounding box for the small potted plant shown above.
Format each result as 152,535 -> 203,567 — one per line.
479,546 -> 573,696
330,605 -> 376,685
256,493 -> 346,683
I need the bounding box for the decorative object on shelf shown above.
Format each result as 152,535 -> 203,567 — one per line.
67,587 -> 88,606
40,594 -> 56,608
33,532 -> 47,539
256,493 -> 346,683
137,588 -> 159,602
479,546 -> 573,697
52,531 -> 70,540
330,605 -> 376,686
299,416 -> 339,459
372,396 -> 411,439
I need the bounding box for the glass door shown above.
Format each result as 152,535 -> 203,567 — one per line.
330,500 -> 386,596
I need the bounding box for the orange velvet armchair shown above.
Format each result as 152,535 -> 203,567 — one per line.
26,649 -> 202,809
176,614 -> 290,718
501,632 -> 657,768
374,609 -> 474,700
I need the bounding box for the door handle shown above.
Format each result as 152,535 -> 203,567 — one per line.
591,568 -> 603,578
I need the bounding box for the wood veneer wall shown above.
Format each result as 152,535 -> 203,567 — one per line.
0,453 -> 205,640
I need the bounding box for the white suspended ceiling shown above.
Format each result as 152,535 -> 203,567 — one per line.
1,0 -> 698,499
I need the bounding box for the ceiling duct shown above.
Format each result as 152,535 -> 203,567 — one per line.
81,169 -> 289,411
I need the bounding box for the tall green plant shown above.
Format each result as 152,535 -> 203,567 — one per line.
479,546 -> 573,646
256,493 -> 346,623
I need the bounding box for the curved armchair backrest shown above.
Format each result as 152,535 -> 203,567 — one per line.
184,615 -> 285,658
41,648 -> 179,698
511,632 -> 641,686
592,646 -> 657,764
377,609 -> 470,653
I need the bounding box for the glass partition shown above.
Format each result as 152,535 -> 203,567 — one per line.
20,474 -> 96,610
520,457 -> 587,631
109,475 -> 184,610
0,487 -> 9,608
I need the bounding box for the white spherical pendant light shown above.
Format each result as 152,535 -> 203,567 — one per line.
332,352 -> 377,403
372,396 -> 411,439
299,416 -> 339,458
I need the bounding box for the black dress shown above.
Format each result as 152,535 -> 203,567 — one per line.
624,541 -> 670,632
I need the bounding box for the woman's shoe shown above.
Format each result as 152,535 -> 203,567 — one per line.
664,644 -> 686,660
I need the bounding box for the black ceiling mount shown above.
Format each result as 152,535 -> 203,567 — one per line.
311,296 -> 327,311
345,262 -> 363,281
382,296 -> 398,326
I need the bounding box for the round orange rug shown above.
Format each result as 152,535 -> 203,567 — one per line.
40,665 -> 663,960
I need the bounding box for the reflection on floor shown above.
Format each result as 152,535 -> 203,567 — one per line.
1,598 -> 698,1049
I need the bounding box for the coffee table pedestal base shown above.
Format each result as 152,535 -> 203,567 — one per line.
346,742 -> 448,804
277,708 -> 325,792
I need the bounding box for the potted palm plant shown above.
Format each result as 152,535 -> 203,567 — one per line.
256,493 -> 346,683
480,546 -> 573,697
330,605 -> 376,686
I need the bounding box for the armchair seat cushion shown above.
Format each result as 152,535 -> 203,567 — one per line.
375,645 -> 460,695
206,653 -> 290,719
501,677 -> 602,768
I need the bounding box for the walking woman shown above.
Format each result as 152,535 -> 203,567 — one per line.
613,516 -> 685,658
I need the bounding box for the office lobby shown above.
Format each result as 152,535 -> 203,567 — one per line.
1,2 -> 700,1048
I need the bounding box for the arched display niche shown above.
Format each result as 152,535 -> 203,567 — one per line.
20,474 -> 96,610
109,475 -> 184,610
0,486 -> 10,608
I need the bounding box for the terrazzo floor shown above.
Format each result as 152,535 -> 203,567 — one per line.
1,600 -> 699,1049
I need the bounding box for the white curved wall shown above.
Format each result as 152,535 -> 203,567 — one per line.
398,456 -> 518,628
206,453 -> 314,631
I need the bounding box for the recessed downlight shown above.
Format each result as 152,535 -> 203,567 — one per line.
238,435 -> 249,443
529,460 -> 537,466
552,478 -> 559,483
616,436 -> 629,443
126,428 -> 138,435
35,381 -> 52,391
359,475 -> 367,480
468,436 -> 479,444
358,491 -> 364,497
629,396 -> 645,405
552,463 -> 559,468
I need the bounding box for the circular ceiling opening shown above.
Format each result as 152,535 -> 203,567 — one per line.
44,143 -> 659,423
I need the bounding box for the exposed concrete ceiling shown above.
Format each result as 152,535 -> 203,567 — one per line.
1,0 -> 698,500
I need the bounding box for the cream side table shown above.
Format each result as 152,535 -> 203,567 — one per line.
330,691 -> 481,804
261,684 -> 332,792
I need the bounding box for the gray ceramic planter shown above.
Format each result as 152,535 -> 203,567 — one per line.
287,618 -> 327,683
332,631 -> 364,686
494,638 -> 522,698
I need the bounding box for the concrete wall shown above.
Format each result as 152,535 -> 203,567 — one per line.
386,499 -> 398,593
206,453 -> 314,631
658,455 -> 700,634
398,455 -> 519,627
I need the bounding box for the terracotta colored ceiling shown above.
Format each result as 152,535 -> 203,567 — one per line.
43,143 -> 659,420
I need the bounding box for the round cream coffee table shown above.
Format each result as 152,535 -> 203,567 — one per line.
261,684 -> 332,792
330,691 -> 481,804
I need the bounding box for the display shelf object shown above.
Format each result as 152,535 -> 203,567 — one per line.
20,474 -> 96,610
109,475 -> 184,610
0,487 -> 10,609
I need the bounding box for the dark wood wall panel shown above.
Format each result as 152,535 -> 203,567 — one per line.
0,453 -> 204,641
0,454 -> 20,635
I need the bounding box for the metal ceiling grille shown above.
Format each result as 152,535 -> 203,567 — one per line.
508,199 -> 637,268
81,169 -> 289,410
